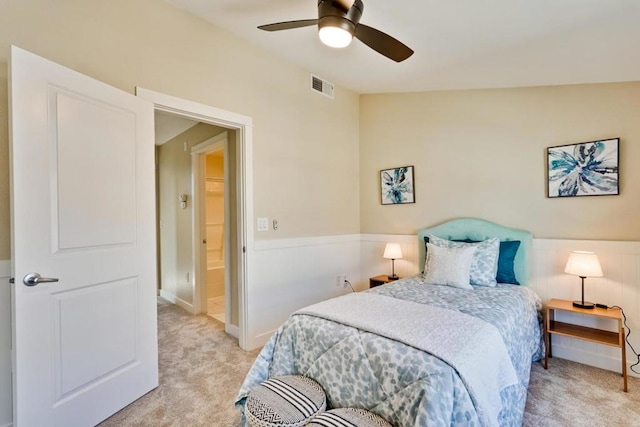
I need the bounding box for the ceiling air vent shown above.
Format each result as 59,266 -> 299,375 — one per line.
311,74 -> 334,99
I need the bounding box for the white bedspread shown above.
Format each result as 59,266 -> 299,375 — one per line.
295,292 -> 518,426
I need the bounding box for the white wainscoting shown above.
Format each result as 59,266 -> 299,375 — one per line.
247,234 -> 362,350
0,260 -> 13,427
359,235 -> 640,378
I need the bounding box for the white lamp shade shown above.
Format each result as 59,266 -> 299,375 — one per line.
564,251 -> 603,277
318,26 -> 353,48
383,243 -> 403,260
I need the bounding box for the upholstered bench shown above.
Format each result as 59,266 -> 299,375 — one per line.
307,408 -> 392,427
245,375 -> 326,427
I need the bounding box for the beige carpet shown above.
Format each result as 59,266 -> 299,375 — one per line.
524,357 -> 640,426
101,301 -> 640,426
99,299 -> 260,427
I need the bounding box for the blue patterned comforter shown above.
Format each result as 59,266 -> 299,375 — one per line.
236,276 -> 544,426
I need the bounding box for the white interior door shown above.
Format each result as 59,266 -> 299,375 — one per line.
9,46 -> 158,426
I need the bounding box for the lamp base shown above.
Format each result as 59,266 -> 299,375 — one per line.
387,274 -> 399,280
572,300 -> 595,309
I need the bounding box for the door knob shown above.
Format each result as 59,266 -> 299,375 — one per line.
23,272 -> 59,287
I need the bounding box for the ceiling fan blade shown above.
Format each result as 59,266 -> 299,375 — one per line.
258,19 -> 318,32
355,24 -> 414,62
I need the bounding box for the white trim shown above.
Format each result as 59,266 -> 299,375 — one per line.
191,132 -> 227,154
136,88 -> 251,129
192,153 -> 205,315
0,422 -> 13,427
136,87 -> 253,350
360,234 -> 417,243
254,234 -> 361,251
0,261 -> 10,278
159,290 -> 194,314
225,324 -> 239,339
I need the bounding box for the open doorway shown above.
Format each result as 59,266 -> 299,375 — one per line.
192,132 -> 230,325
139,87 -> 252,348
204,148 -> 226,323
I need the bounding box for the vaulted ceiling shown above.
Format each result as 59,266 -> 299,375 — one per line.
165,0 -> 640,94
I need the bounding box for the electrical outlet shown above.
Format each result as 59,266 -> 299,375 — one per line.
336,274 -> 347,287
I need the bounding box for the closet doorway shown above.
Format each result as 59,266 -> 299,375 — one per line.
194,133 -> 229,325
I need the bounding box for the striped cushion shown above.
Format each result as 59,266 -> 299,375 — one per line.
246,375 -> 326,427
307,408 -> 391,427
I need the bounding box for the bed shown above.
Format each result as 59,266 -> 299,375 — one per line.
236,218 -> 544,426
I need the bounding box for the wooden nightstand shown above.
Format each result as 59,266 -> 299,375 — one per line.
544,298 -> 627,392
369,275 -> 400,288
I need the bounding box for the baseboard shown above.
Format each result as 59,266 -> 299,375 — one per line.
0,421 -> 13,427
159,290 -> 195,314
247,329 -> 276,350
225,323 -> 239,339
551,344 -> 640,379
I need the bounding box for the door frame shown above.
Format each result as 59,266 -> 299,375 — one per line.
191,133 -> 231,328
136,88 -> 252,350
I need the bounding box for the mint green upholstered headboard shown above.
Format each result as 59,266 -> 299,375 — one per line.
417,218 -> 533,286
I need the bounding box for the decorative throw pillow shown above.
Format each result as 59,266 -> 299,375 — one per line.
429,235 -> 500,287
496,240 -> 521,285
423,243 -> 475,290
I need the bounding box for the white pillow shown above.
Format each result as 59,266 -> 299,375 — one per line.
429,235 -> 500,287
423,243 -> 476,290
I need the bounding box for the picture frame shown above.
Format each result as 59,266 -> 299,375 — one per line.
547,138 -> 619,198
380,165 -> 415,205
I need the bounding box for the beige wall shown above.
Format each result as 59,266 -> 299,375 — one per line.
0,0 -> 361,260
360,82 -> 640,240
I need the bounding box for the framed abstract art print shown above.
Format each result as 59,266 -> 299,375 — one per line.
380,166 -> 415,205
547,138 -> 619,198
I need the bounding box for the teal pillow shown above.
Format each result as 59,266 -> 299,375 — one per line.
496,240 -> 520,285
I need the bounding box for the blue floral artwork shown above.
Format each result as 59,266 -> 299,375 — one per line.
381,166 -> 415,204
547,138 -> 619,198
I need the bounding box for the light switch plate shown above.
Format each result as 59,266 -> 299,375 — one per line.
257,217 -> 269,231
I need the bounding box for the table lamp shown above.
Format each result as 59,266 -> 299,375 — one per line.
564,250 -> 603,309
383,243 -> 403,280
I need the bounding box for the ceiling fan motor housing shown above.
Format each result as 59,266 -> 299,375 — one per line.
318,0 -> 363,36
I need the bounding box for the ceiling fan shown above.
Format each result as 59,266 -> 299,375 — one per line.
257,0 -> 414,62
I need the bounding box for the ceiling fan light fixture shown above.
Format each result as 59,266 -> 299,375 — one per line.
319,26 -> 352,48
258,0 -> 413,62
318,16 -> 355,48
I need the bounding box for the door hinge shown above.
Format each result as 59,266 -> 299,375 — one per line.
9,277 -> 14,284
243,246 -> 246,253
